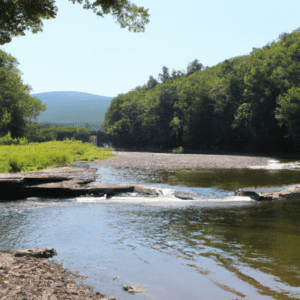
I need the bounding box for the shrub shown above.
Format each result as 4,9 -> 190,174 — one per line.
172,146 -> 184,154
0,132 -> 28,145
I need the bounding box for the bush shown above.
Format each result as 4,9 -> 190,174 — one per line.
172,146 -> 184,154
0,132 -> 28,145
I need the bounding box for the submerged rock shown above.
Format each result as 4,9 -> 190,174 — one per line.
122,285 -> 145,293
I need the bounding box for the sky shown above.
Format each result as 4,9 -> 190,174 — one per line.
1,0 -> 300,98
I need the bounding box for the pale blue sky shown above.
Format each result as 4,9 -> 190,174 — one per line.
1,0 -> 300,97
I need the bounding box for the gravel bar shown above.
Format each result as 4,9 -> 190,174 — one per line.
90,152 -> 271,170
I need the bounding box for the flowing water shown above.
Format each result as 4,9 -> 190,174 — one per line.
0,159 -> 300,299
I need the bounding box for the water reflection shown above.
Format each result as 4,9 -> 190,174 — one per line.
0,198 -> 300,299
105,200 -> 300,299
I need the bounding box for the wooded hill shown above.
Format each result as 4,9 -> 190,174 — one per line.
30,92 -> 114,131
103,28 -> 300,153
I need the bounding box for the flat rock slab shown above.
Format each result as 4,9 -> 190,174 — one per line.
239,186 -> 300,201
4,167 -> 97,185
0,167 -> 98,200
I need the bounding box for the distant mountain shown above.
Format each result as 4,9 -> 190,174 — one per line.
31,91 -> 113,103
30,91 -> 115,131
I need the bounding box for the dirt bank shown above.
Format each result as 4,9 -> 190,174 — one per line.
90,151 -> 270,170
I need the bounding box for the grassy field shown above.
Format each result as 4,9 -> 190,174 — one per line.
0,138 -> 116,173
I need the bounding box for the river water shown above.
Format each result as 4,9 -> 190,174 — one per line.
0,159 -> 300,299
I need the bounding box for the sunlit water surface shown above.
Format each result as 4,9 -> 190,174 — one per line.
1,161 -> 300,300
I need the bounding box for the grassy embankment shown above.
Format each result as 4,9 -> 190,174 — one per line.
0,138 -> 116,173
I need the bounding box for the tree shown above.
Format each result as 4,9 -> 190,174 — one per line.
0,0 -> 150,45
0,50 -> 46,138
158,66 -> 171,83
85,123 -> 91,130
186,59 -> 204,76
156,86 -> 178,148
275,86 -> 300,143
146,75 -> 158,90
169,114 -> 181,147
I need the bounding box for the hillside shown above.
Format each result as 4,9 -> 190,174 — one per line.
30,91 -> 114,130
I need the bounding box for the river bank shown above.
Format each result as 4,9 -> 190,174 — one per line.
0,248 -> 111,299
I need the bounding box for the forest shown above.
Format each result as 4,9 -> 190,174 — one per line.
1,28 -> 300,153
101,27 -> 300,153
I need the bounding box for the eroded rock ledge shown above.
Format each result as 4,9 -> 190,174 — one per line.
239,186 -> 300,201
0,167 -> 160,200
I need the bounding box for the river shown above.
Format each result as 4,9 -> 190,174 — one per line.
0,159 -> 300,299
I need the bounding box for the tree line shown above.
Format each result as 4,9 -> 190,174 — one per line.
0,49 -> 92,144
102,28 -> 300,153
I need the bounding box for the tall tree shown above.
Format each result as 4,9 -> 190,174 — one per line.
146,75 -> 159,90
155,86 -> 178,148
158,66 -> 171,83
0,0 -> 150,45
0,50 -> 46,137
186,59 -> 204,76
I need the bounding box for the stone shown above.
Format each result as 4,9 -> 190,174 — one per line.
0,253 -> 14,270
238,191 -> 266,201
175,194 -> 194,200
132,185 -> 159,196
108,296 -> 118,300
122,285 -> 145,293
11,248 -> 57,258
174,190 -> 196,200
239,186 -> 300,201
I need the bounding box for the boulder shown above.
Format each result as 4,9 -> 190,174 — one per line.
11,248 -> 57,258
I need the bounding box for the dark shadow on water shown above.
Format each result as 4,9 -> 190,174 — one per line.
166,168 -> 300,192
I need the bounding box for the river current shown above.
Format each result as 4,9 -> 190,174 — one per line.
0,159 -> 300,299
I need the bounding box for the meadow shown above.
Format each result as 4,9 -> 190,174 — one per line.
0,138 -> 116,173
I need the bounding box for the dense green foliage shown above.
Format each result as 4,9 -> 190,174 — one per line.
0,131 -> 28,145
0,139 -> 115,173
0,50 -> 46,138
103,28 -> 300,152
0,0 -> 150,45
24,121 -> 91,143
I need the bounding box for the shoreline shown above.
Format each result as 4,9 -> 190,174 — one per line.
0,249 -> 111,300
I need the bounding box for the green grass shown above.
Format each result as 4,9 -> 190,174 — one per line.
0,138 -> 116,173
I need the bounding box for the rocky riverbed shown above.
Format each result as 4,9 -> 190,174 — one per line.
0,248 -> 118,299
